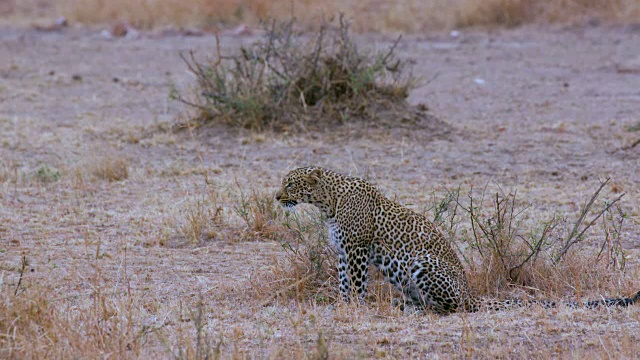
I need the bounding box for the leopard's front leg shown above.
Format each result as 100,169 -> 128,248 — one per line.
329,220 -> 369,303
339,245 -> 369,302
337,253 -> 351,301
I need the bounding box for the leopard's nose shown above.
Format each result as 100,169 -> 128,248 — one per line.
275,191 -> 282,201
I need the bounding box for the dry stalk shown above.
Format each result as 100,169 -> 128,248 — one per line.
14,256 -> 28,296
596,204 -> 626,270
554,178 -> 625,263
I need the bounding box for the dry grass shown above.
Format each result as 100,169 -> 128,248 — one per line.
455,0 -> 640,28
7,0 -> 629,31
176,187 -> 221,245
0,0 -> 56,25
1,255 -> 149,358
163,180 -> 289,246
233,188 -> 285,240
252,207 -> 339,305
4,0 -> 640,30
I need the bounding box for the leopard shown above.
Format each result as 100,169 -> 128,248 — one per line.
275,166 -> 640,314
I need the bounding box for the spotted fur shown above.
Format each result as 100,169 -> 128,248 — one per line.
276,167 -> 640,314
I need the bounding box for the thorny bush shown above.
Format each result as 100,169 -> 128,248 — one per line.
174,15 -> 422,131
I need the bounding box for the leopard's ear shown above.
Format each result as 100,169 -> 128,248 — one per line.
304,169 -> 322,186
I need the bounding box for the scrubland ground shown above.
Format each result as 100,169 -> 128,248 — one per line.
1,21 -> 640,359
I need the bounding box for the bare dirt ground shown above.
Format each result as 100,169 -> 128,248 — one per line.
1,24 -> 640,358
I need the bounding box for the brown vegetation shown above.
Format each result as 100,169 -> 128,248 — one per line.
455,0 -> 640,27
4,0 -> 639,31
90,155 -> 129,181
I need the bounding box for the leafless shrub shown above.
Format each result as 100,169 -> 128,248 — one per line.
596,204 -> 626,270
554,178 -> 624,263
438,178 -> 628,298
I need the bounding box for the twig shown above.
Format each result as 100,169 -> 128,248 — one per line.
380,35 -> 403,65
622,138 -> 640,150
568,179 -> 609,243
14,256 -> 27,296
175,96 -> 217,113
416,72 -> 441,89
214,31 -> 221,67
509,218 -> 557,279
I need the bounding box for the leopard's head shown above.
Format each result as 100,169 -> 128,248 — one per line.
275,167 -> 325,210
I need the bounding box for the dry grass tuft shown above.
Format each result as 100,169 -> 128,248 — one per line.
179,191 -> 219,244
162,295 -> 225,360
90,156 -> 129,182
174,16 -> 421,132
171,183 -> 229,245
233,188 -> 284,240
252,208 -> 339,305
167,181 -> 289,246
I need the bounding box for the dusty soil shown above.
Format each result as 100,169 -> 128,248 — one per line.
1,24 -> 640,358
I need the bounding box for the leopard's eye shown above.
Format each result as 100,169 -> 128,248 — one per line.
285,183 -> 294,191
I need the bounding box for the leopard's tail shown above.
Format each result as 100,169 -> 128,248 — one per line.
472,290 -> 640,312
569,290 -> 640,309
